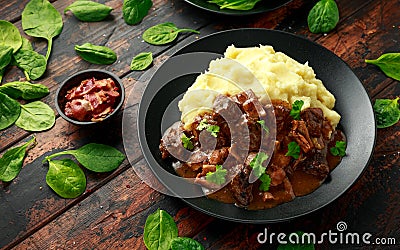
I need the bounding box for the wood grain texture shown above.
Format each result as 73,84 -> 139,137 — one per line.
0,0 -> 399,249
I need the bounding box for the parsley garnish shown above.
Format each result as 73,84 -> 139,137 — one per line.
197,118 -> 220,137
249,152 -> 269,178
257,120 -> 270,134
286,141 -> 301,159
197,118 -> 209,130
206,125 -> 220,137
330,141 -> 346,157
259,173 -> 271,191
290,100 -> 305,120
181,134 -> 194,150
206,165 -> 227,185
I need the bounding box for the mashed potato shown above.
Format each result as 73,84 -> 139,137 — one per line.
178,45 -> 340,128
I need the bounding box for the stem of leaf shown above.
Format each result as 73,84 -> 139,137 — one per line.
41,150 -> 72,164
177,29 -> 200,34
45,39 -> 52,61
23,70 -> 31,81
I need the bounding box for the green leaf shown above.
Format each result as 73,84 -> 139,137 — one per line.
0,20 -> 22,53
0,91 -> 21,130
249,152 -> 268,178
74,43 -> 117,65
196,118 -> 209,131
286,141 -> 301,159
307,0 -> 339,34
45,143 -> 125,172
373,97 -> 400,128
365,53 -> 400,81
208,0 -> 262,10
277,231 -> 315,250
123,0 -> 152,25
64,0 -> 113,22
206,165 -> 227,185
0,137 -> 36,182
0,81 -> 49,100
290,100 -> 304,120
20,37 -> 33,51
257,119 -> 270,134
13,49 -> 47,80
170,237 -> 205,250
130,52 -> 153,70
0,45 -> 13,71
206,125 -> 220,137
22,0 -> 63,60
330,140 -> 346,157
181,134 -> 194,150
46,159 -> 86,198
15,101 -> 55,131
259,173 -> 271,191
143,209 -> 178,250
143,22 -> 199,45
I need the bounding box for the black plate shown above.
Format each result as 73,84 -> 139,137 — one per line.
184,0 -> 292,16
137,29 -> 376,223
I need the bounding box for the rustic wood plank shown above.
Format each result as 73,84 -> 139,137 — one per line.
0,0 -> 211,152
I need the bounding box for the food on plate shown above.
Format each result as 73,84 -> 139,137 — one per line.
64,77 -> 120,122
159,45 -> 346,209
179,45 -> 340,129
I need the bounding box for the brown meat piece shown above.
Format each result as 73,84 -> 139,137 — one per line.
234,89 -> 266,119
208,147 -> 230,165
301,108 -> 324,137
290,120 -> 314,153
229,164 -> 253,207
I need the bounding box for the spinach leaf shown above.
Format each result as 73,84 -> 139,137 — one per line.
0,137 -> 36,182
15,101 -> 55,131
373,97 -> 400,128
123,0 -> 152,25
365,53 -> 400,81
21,37 -> 33,51
144,209 -> 178,250
307,0 -> 339,34
170,237 -> 205,250
0,81 -> 49,100
208,0 -> 262,10
13,49 -> 47,81
74,43 -> 117,65
44,143 -> 125,172
0,92 -> 21,130
22,0 -> 63,60
130,52 -> 153,70
0,20 -> 22,53
65,0 -> 113,22
46,159 -> 86,198
0,45 -> 13,72
143,23 -> 200,45
0,68 -> 5,83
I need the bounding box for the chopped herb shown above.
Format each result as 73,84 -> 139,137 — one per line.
286,141 -> 301,159
206,165 -> 227,185
373,97 -> 400,128
249,152 -> 268,178
181,134 -> 194,150
197,118 -> 209,130
290,100 -> 304,120
257,120 -> 270,134
197,119 -> 220,137
259,173 -> 271,191
330,141 -> 346,157
206,125 -> 220,137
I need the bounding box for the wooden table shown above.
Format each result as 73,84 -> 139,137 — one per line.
1,0 -> 399,249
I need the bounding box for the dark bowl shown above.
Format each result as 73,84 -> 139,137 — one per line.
137,29 -> 376,223
55,69 -> 125,125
